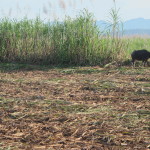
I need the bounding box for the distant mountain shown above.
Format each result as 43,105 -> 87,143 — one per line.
96,18 -> 150,35
96,20 -> 109,30
124,18 -> 150,30
123,29 -> 150,36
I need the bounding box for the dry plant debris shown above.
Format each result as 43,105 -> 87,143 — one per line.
0,64 -> 149,150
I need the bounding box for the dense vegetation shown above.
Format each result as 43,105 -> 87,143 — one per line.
0,11 -> 150,66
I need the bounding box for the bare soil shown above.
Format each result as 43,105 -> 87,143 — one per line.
0,64 -> 149,150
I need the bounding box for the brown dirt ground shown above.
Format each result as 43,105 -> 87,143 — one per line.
0,65 -> 150,150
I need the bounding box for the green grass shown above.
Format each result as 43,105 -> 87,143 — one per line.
0,4 -> 150,67
2,10 -> 149,66
59,67 -> 104,74
0,11 -> 108,65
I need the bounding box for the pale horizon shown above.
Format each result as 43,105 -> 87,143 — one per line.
1,0 -> 150,22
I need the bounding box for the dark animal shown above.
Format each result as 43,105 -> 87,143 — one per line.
131,49 -> 150,66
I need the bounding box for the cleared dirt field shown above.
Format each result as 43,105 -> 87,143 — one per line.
0,63 -> 150,150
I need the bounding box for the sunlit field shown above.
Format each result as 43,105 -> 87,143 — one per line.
0,64 -> 150,149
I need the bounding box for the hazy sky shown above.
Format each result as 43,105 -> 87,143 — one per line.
1,0 -> 150,21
